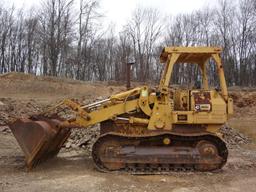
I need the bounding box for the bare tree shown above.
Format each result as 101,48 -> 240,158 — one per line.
0,0 -> 255,87
0,5 -> 14,73
39,0 -> 74,76
237,0 -> 255,86
126,7 -> 161,81
25,10 -> 39,73
76,0 -> 101,80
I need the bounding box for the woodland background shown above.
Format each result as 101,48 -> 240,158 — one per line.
0,0 -> 255,86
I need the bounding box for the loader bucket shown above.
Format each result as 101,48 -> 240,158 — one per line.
9,118 -> 71,169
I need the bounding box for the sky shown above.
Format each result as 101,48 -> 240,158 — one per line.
6,0 -> 217,31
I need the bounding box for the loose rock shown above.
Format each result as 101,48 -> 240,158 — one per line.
220,125 -> 251,148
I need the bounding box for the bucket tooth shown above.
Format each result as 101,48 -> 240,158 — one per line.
9,118 -> 70,169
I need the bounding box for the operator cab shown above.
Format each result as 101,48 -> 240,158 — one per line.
159,47 -> 233,124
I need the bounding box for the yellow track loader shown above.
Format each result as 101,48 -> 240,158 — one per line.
10,47 -> 233,174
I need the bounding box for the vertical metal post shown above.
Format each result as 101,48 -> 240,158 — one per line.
212,54 -> 228,101
159,53 -> 180,90
199,60 -> 209,90
126,61 -> 135,90
127,63 -> 131,89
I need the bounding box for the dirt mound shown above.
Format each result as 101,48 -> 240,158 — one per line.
230,91 -> 256,108
0,72 -> 125,126
0,98 -> 44,125
0,72 -> 125,101
0,72 -> 85,84
0,72 -> 36,80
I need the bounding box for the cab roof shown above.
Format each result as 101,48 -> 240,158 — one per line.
160,47 -> 222,64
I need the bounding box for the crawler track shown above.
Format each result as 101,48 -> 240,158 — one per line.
92,132 -> 228,174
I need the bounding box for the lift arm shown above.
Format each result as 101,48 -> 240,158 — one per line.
57,86 -> 155,128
